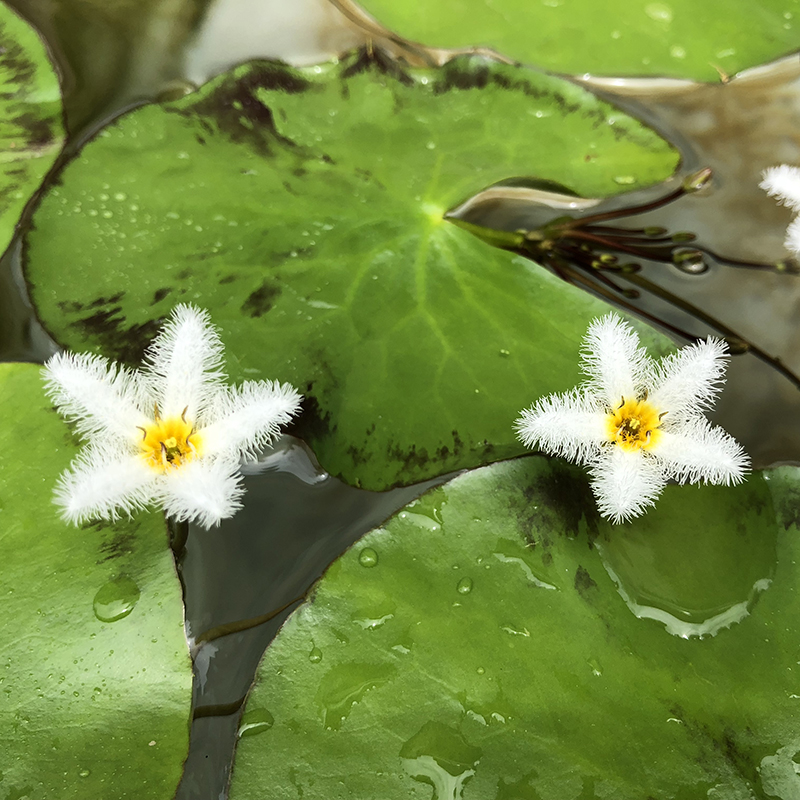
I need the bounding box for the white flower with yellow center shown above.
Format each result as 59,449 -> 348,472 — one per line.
515,314 -> 749,523
43,304 -> 302,527
760,164 -> 800,255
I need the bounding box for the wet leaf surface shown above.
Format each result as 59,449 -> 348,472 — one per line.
0,3 -> 63,254
354,0 -> 800,81
24,51 -> 677,490
0,363 -> 192,799
229,456 -> 800,800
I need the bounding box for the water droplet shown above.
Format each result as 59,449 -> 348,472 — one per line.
613,175 -> 636,185
456,577 -> 473,594
113,192 -> 127,201
309,647 -> 323,663
92,575 -> 140,623
79,769 -> 90,778
499,349 -> 510,357
400,722 -> 482,798
353,613 -> 394,630
316,662 -> 397,730
476,667 -> 485,675
645,2 -> 673,22
493,551 -> 556,590
238,708 -> 274,738
669,45 -> 686,59
673,247 -> 708,274
595,490 -> 777,639
359,548 -> 378,568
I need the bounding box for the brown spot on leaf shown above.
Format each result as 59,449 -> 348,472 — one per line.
241,281 -> 280,317
287,392 -> 334,443
574,565 -> 597,595
171,61 -> 314,158
72,304 -> 161,365
98,530 -> 136,562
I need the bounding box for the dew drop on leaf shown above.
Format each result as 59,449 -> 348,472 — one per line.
238,708 -> 275,738
92,575 -> 141,623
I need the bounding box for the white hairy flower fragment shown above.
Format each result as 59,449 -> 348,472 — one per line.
515,314 -> 749,523
760,164 -> 800,255
43,304 -> 302,527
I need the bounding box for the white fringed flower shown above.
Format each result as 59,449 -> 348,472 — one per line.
43,304 -> 302,527
760,164 -> 800,255
515,314 -> 749,523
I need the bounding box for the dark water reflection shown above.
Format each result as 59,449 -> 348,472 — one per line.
177,436 -> 447,798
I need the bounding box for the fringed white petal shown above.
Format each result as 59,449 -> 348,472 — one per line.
785,214 -> 800,257
760,165 -> 800,212
515,388 -> 606,465
580,314 -> 651,407
42,351 -> 149,442
654,419 -> 750,486
158,458 -> 244,528
648,337 -> 728,416
142,304 -> 227,420
589,447 -> 666,524
200,380 -> 303,461
54,446 -> 157,525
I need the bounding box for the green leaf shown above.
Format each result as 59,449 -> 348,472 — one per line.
5,0 -> 195,131
0,3 -> 64,256
24,53 -> 678,490
354,0 -> 800,82
0,363 -> 192,799
228,457 -> 800,799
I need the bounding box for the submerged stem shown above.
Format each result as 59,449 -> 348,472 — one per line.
192,695 -> 247,720
620,271 -> 800,389
169,518 -> 189,560
193,593 -> 307,647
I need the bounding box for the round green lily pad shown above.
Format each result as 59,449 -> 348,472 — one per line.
229,457 -> 800,799
0,3 -> 64,255
0,363 -> 192,800
24,52 -> 678,490
356,0 -> 800,81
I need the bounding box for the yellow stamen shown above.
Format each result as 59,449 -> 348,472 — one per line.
606,397 -> 662,452
139,416 -> 202,472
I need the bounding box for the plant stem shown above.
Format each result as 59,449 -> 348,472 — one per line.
193,593 -> 307,647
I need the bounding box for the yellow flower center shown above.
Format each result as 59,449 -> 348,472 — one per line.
139,415 -> 201,472
606,397 -> 663,452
